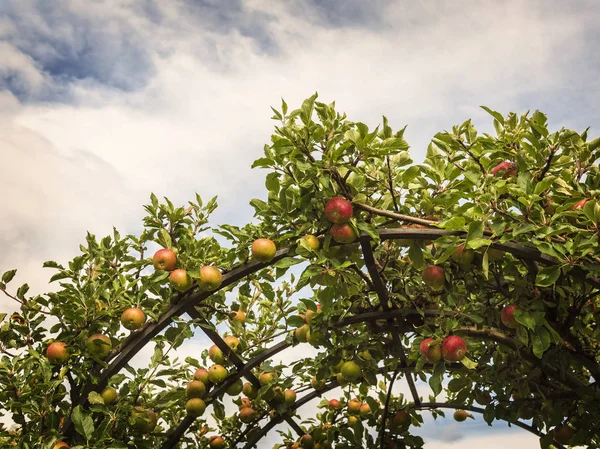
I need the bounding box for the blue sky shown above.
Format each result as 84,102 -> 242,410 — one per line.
1,0 -> 599,446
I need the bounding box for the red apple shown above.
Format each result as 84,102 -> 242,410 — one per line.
441,336 -> 467,362
421,265 -> 445,291
198,266 -> 222,291
46,342 -> 69,365
120,307 -> 146,331
553,425 -> 574,444
501,305 -> 519,329
330,224 -> 357,243
347,398 -> 362,414
491,161 -> 517,177
169,269 -> 192,292
451,244 -> 474,266
392,410 -> 410,428
209,436 -> 226,449
239,407 -> 256,423
194,368 -> 211,385
325,197 -> 353,224
328,399 -> 341,410
252,238 -> 277,262
419,338 -> 441,363
152,248 -> 177,271
187,380 -> 207,398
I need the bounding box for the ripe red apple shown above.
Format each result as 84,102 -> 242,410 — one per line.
441,336 -> 467,362
340,361 -> 362,382
101,386 -> 118,405
451,244 -> 474,266
392,410 -> 410,428
152,248 -> 177,271
421,265 -> 445,291
46,342 -> 69,365
209,436 -> 226,449
325,197 -> 353,224
491,161 -> 517,177
453,410 -> 473,421
242,382 -> 258,398
570,198 -> 589,210
501,305 -> 520,329
419,338 -> 442,363
198,266 -> 222,291
239,397 -> 252,409
330,224 -> 357,244
208,345 -> 224,364
252,238 -> 277,262
131,407 -> 157,433
230,309 -> 246,323
224,335 -> 240,352
300,434 -> 314,449
194,368 -> 211,385
169,269 -> 192,292
347,398 -> 362,415
187,380 -> 207,398
328,399 -> 341,410
259,371 -> 276,386
553,425 -> 574,444
85,334 -> 112,359
208,364 -> 228,384
120,307 -> 146,331
226,379 -> 243,396
239,407 -> 256,423
186,398 -> 206,417
284,389 -> 296,405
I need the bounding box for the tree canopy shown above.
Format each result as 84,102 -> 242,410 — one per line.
1,94 -> 599,449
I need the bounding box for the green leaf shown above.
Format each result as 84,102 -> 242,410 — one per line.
88,391 -> 105,405
265,173 -> 280,193
466,221 -> 484,242
480,106 -> 504,124
459,356 -> 478,370
158,229 -> 172,249
272,258 -> 302,269
72,405 -> 94,441
535,265 -> 561,287
408,244 -> 424,269
1,270 -> 16,284
532,327 -> 551,358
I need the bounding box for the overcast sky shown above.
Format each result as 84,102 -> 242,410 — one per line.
1,0 -> 599,446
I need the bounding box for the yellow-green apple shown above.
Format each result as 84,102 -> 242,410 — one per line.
441,336 -> 467,362
152,248 -> 177,271
501,305 -> 520,329
46,342 -> 69,365
198,266 -> 222,291
120,307 -> 146,330
259,371 -> 276,386
101,386 -> 117,405
330,224 -> 357,243
226,379 -> 243,396
348,415 -> 359,425
340,361 -> 361,382
131,407 -> 157,433
243,382 -> 258,398
187,380 -> 206,398
325,197 -> 353,224
421,265 -> 445,291
284,389 -> 296,405
224,335 -> 240,352
451,244 -> 474,266
169,269 -> 192,292
208,345 -> 224,364
311,376 -> 326,391
252,238 -> 277,262
347,399 -> 361,414
301,234 -> 320,250
295,324 -> 310,343
86,334 -> 112,359
208,364 -> 228,384
230,309 -> 246,323
419,338 -> 441,363
453,410 -> 473,421
186,398 -> 206,417
336,372 -> 348,387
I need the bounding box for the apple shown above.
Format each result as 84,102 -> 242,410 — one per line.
392,410 -> 410,429
340,361 -> 361,382
491,161 -> 517,177
46,342 -> 69,365
336,372 -> 348,387
259,371 -> 276,386
501,305 -> 520,329
86,334 -> 112,359
208,345 -> 224,364
239,407 -> 256,423
328,399 -> 341,410
325,197 -> 353,224
348,415 -> 359,425
53,443 -> 69,449
131,407 -> 157,433
300,434 -> 314,449
419,338 -> 441,363
359,403 -> 371,417
421,265 -> 445,291
120,307 -> 146,331
208,364 -> 228,384
198,266 -> 223,291
187,380 -> 206,398
186,398 -> 206,417
101,386 -> 117,405
441,336 -> 467,362
226,379 -> 243,396
347,398 -> 362,415
284,389 -> 296,405
304,309 -> 318,324
243,382 -> 258,398
209,436 -> 226,449
453,410 -> 473,421
330,224 -> 357,243
224,335 -> 240,352
553,425 -> 574,444
252,238 -> 277,262
152,248 -> 177,271
451,244 -> 474,266
169,269 -> 192,292
295,324 -> 310,343
311,376 -> 326,391
230,309 -> 246,323
239,397 -> 252,409
301,234 -> 320,250
194,368 -> 211,385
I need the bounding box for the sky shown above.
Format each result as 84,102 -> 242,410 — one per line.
1,0 -> 600,446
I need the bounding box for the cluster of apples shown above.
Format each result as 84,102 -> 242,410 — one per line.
294,306 -> 321,345
325,197 -> 357,244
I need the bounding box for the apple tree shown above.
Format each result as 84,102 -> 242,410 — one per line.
1,94 -> 599,449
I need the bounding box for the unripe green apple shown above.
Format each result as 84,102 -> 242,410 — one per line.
101,386 -> 118,405
226,379 -> 243,396
86,334 -> 112,359
340,361 -> 362,382
131,407 -> 157,433
243,382 -> 258,398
